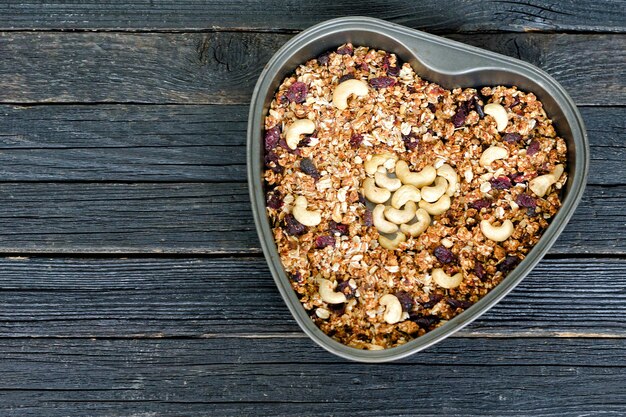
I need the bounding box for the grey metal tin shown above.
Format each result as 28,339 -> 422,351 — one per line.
247,16 -> 588,362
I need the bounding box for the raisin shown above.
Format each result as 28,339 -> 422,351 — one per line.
286,82 -> 308,104
369,77 -> 396,89
427,103 -> 436,113
502,132 -> 522,144
527,140 -> 540,156
516,193 -> 537,208
349,133 -> 364,148
264,151 -> 283,173
395,291 -> 414,312
289,271 -> 303,283
509,172 -> 525,184
338,74 -> 355,83
336,280 -> 356,299
329,220 -> 349,236
317,51 -> 331,65
327,302 -> 346,315
402,132 -> 419,151
336,44 -> 353,55
490,176 -> 512,190
264,126 -> 281,151
299,157 -> 320,180
474,262 -> 487,281
469,198 -> 491,210
434,246 -> 456,264
451,102 -> 468,128
446,298 -> 473,310
315,235 -> 335,249
409,314 -> 441,328
471,95 -> 485,118
497,255 -> 520,273
421,294 -> 443,309
283,214 -> 306,236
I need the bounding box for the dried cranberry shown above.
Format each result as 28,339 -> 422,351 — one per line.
471,96 -> 485,118
264,151 -> 283,173
264,126 -> 281,151
490,176 -> 512,190
516,193 -> 537,208
278,138 -> 301,155
451,103 -> 468,128
446,298 -> 473,310
369,77 -> 396,89
363,209 -> 373,227
527,140 -> 540,156
360,62 -> 369,71
434,246 -> 456,264
329,220 -> 349,236
497,255 -> 520,274
300,158 -> 320,180
511,96 -> 521,107
402,132 -> 419,151
349,133 -> 364,148
421,294 -> 443,309
469,198 -> 491,210
283,214 -> 306,236
315,235 -> 335,249
474,262 -> 487,281
427,103 -> 436,113
336,44 -> 353,55
395,291 -> 414,312
266,191 -> 282,209
317,51 -> 331,65
338,74 -> 355,83
409,314 -> 440,328
382,53 -> 392,71
509,172 -> 525,184
502,132 -> 522,144
388,66 -> 400,76
286,82 -> 308,104
407,86 -> 417,94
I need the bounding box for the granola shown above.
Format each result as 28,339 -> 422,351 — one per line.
263,44 -> 568,350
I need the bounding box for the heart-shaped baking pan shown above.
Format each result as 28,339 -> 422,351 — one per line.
247,16 -> 588,362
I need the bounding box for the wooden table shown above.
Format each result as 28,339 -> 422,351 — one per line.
0,2 -> 624,416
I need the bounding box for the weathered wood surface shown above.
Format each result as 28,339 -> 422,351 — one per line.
0,105 -> 621,185
0,337 -> 625,417
0,183 -> 619,254
1,0 -> 625,33
0,256 -> 624,338
0,32 -> 624,105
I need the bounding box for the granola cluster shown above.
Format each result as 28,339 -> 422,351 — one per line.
263,44 -> 567,350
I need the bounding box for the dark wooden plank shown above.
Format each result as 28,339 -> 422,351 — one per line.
0,0 -> 624,33
0,32 -> 623,105
1,256 -> 625,337
0,337 -> 625,417
0,105 -> 621,185
0,183 -> 619,254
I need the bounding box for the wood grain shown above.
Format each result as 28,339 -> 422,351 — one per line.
0,32 -> 623,105
0,337 -> 624,417
0,0 -> 624,33
0,105 -> 621,185
1,256 -> 625,337
0,182 -> 619,254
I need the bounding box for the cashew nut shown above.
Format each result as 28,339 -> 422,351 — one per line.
332,79 -> 370,110
378,232 -> 406,250
419,194 -> 451,216
379,294 -> 403,324
437,164 -> 459,196
391,185 -> 421,209
364,153 -> 397,176
384,201 -> 417,225
421,176 -> 448,203
480,219 -> 514,242
375,169 -> 402,191
285,118 -> 315,150
292,196 -> 321,227
479,146 -> 509,167
318,278 -> 347,304
396,160 -> 437,187
529,164 -> 564,197
372,204 -> 398,234
400,208 -> 431,237
432,268 -> 463,289
363,177 -> 391,204
484,103 -> 508,131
